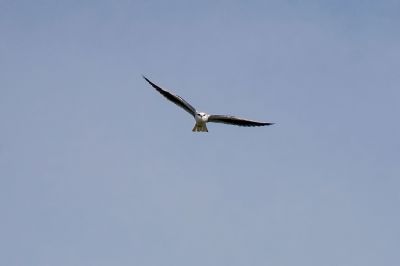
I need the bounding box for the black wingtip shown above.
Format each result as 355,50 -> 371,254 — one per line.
142,75 -> 155,87
142,75 -> 149,82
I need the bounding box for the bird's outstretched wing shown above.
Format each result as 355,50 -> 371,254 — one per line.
208,115 -> 274,127
143,76 -> 196,117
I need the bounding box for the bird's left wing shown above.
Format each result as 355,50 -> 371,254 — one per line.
143,76 -> 196,117
208,114 -> 274,127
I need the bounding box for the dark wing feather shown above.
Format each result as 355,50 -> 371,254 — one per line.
208,115 -> 274,127
143,76 -> 196,117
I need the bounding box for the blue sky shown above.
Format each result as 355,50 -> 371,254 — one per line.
1,1 -> 399,265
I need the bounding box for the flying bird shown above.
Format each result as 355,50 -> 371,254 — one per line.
143,75 -> 274,132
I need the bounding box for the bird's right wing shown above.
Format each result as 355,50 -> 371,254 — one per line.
208,114 -> 274,127
143,76 -> 196,117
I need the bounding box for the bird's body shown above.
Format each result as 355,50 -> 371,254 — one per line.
143,76 -> 274,132
193,112 -> 209,132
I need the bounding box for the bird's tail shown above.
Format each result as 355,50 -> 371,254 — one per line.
192,123 -> 208,132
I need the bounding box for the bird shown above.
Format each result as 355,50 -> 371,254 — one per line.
143,75 -> 274,132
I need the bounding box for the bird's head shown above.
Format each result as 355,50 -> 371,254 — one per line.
195,112 -> 209,122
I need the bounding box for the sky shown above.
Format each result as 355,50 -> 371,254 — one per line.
1,0 -> 400,265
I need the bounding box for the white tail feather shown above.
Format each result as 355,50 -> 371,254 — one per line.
192,123 -> 208,132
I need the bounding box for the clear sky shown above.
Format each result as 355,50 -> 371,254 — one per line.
1,1 -> 399,265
